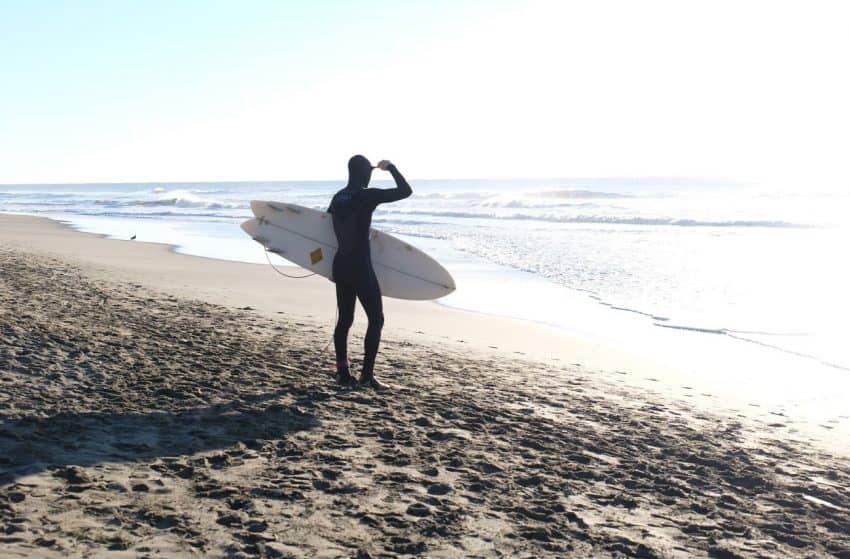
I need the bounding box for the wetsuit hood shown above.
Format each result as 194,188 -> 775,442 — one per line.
347,155 -> 373,190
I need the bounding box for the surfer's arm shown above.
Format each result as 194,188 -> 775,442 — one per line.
364,164 -> 412,206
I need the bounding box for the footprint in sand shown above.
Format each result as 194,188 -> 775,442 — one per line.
406,503 -> 431,517
426,483 -> 453,496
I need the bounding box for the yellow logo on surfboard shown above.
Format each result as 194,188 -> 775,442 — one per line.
310,248 -> 323,265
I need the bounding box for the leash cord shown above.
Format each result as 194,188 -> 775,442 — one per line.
264,249 -> 316,279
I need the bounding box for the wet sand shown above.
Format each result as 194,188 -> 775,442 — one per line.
1,216 -> 849,557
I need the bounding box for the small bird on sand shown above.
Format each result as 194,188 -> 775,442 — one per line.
130,234 -> 136,240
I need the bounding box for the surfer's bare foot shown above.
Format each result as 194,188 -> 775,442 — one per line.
359,375 -> 387,391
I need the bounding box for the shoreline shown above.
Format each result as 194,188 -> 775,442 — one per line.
2,213 -> 848,457
0,212 -> 662,369
1,235 -> 848,557
8,193 -> 849,380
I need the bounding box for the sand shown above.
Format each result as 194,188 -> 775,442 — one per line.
1,214 -> 849,558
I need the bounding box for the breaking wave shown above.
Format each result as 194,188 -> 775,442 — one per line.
393,210 -> 807,228
93,189 -> 244,210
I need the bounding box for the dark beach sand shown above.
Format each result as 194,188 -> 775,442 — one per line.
1,244 -> 849,557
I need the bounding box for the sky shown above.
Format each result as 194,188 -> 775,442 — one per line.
1,0 -> 849,187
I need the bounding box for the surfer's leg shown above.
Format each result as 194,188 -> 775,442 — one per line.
357,268 -> 384,381
334,280 -> 357,374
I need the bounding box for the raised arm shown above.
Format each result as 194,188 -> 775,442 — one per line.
362,161 -> 412,206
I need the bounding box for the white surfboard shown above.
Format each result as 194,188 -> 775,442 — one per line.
242,201 -> 456,300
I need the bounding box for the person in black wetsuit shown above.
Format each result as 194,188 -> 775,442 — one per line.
327,155 -> 412,389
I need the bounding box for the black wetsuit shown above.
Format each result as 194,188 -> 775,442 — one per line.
327,163 -> 412,379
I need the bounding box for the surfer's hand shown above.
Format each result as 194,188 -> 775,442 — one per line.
376,160 -> 392,171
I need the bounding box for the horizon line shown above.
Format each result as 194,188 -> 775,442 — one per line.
0,175 -> 744,187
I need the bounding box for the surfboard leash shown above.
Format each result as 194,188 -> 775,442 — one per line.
264,248 -> 316,279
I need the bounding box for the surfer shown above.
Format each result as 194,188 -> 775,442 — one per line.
327,155 -> 412,389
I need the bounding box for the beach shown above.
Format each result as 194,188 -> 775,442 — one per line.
1,214 -> 849,558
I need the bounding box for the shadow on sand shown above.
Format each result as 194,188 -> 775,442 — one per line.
0,389 -> 322,485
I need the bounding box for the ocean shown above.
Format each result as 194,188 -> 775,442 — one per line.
2,178 -> 848,382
